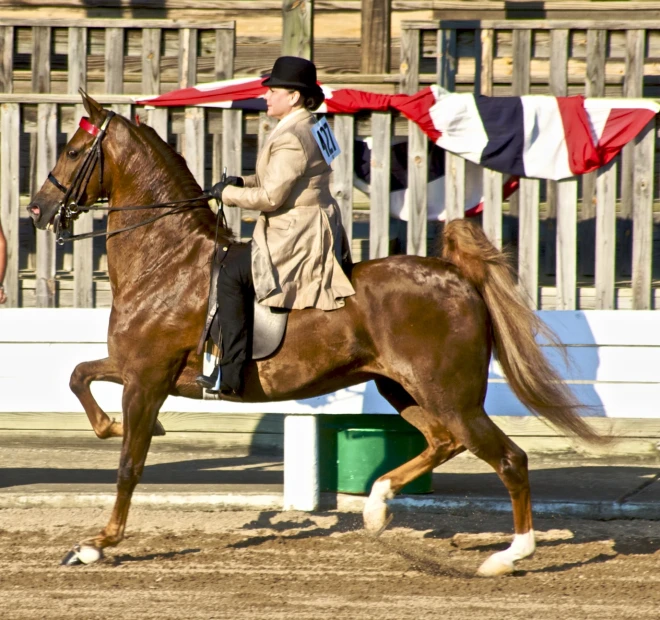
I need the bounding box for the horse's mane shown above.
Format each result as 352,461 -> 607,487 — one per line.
123,116 -> 233,240
134,121 -> 206,199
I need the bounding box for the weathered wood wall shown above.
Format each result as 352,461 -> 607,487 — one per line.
1,11 -> 660,309
400,19 -> 660,310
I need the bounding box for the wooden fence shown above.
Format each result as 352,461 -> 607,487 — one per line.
0,18 -> 236,308
399,19 -> 660,310
1,17 -> 660,310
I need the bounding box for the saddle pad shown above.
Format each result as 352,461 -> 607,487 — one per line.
252,300 -> 288,360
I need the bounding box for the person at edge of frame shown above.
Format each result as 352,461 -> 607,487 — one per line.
196,56 -> 355,397
0,218 -> 7,304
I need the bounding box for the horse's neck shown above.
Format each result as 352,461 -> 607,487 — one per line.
105,193 -> 216,293
103,124 -> 219,292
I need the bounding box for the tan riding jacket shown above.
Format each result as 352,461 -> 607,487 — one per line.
222,109 -> 355,310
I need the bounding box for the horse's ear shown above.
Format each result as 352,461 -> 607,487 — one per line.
79,88 -> 104,123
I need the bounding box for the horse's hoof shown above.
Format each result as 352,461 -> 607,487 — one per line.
363,502 -> 393,537
476,553 -> 515,577
366,513 -> 393,538
61,544 -> 103,566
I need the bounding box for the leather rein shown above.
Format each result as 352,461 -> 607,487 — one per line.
47,112 -> 211,245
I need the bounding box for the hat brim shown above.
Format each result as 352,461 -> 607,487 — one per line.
261,75 -> 324,100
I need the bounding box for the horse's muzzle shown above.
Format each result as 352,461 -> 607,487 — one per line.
26,203 -> 55,229
27,204 -> 40,220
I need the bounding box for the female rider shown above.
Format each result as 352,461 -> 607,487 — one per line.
196,56 -> 355,396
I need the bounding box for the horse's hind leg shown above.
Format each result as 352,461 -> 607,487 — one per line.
69,357 -> 165,438
442,406 -> 535,577
363,378 -> 466,534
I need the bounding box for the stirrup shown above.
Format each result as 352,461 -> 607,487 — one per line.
196,366 -> 219,390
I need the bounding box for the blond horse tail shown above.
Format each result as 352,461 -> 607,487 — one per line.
442,219 -> 602,443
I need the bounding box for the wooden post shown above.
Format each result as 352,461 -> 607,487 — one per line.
509,29 -> 531,246
69,27 -> 94,308
144,28 -> 168,147
437,26 -> 464,229
555,179 -> 578,310
401,25 -> 427,255
178,28 -> 198,155
215,27 -> 242,237
283,415 -> 319,511
333,115 -> 354,249
480,27 -> 502,249
518,178 -> 539,309
580,28 -> 606,278
282,0 -> 313,60
361,0 -> 390,73
105,28 -> 124,95
0,26 -> 16,306
220,110 -> 243,236
0,103 -> 19,307
184,107 -> 206,187
32,26 -> 57,308
142,27 -> 161,96
545,28 -> 569,277
595,160 -> 617,310
0,26 -> 13,94
370,112 -> 391,259
36,103 -> 57,308
631,119 -> 655,310
620,29 -> 645,278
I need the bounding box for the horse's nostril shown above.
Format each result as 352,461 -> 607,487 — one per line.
27,205 -> 41,218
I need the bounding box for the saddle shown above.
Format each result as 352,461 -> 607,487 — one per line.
196,244 -> 288,361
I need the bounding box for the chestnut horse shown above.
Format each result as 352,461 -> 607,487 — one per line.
28,93 -> 600,576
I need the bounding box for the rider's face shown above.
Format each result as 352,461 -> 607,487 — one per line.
265,88 -> 301,120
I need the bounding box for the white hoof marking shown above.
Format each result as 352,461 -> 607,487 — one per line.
363,479 -> 394,534
74,544 -> 103,565
477,530 -> 536,577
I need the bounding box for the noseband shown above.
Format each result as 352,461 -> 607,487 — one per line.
47,112 -> 115,244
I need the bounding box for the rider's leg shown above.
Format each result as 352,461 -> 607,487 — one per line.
196,243 -> 253,395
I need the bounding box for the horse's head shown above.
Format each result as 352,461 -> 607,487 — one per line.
27,91 -> 113,232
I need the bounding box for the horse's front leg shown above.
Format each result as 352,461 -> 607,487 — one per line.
69,357 -> 165,438
62,375 -> 169,565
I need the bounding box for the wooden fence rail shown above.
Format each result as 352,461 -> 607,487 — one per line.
0,18 -> 659,310
0,19 -> 235,308
400,20 -> 660,311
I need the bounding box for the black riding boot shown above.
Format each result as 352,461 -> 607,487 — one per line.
196,243 -> 253,396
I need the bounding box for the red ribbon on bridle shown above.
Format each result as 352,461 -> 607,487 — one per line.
47,112 -> 115,243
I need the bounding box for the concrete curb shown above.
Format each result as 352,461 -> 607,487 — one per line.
0,491 -> 657,520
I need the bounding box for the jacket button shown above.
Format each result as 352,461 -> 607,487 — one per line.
223,246 -> 228,251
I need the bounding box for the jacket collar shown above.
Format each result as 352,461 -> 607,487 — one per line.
270,108 -> 312,140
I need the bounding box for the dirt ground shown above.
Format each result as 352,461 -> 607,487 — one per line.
1,507 -> 659,620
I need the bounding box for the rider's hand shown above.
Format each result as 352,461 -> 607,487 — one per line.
209,176 -> 244,201
209,180 -> 228,201
225,176 -> 244,188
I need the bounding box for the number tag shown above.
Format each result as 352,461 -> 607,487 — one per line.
311,117 -> 341,165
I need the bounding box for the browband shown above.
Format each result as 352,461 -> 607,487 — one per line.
79,113 -> 114,137
79,116 -> 100,136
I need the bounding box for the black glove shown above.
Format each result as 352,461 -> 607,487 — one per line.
209,176 -> 244,201
226,176 -> 244,188
209,181 -> 228,201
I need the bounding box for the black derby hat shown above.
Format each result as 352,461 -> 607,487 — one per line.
262,56 -> 324,104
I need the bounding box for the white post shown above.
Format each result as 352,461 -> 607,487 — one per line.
283,415 -> 320,511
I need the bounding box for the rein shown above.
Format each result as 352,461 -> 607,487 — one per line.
47,113 -> 213,245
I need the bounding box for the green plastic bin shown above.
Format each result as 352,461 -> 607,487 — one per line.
319,414 -> 433,495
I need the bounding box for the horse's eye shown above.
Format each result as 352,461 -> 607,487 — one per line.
67,148 -> 79,159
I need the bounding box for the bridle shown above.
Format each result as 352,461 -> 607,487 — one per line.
47,112 -> 115,244
46,112 -> 214,245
